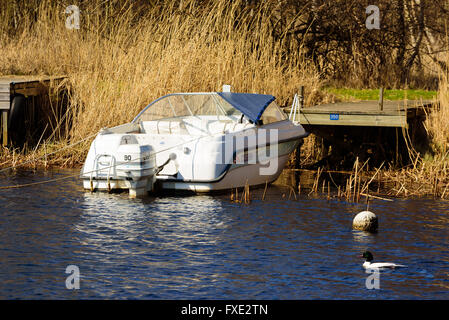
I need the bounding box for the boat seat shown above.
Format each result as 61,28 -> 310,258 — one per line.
182,117 -> 254,135
205,121 -> 253,134
140,120 -> 189,135
140,119 -> 253,136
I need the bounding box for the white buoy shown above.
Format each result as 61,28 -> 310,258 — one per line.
352,211 -> 378,232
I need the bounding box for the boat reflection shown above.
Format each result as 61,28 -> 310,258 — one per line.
76,191 -> 229,260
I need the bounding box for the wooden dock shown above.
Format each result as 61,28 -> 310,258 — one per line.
1,76 -> 65,146
283,89 -> 436,168
286,99 -> 434,128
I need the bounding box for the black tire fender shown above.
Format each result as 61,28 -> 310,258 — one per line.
8,94 -> 27,147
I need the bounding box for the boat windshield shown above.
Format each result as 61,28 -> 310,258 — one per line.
134,93 -> 243,122
260,100 -> 287,124
133,92 -> 287,125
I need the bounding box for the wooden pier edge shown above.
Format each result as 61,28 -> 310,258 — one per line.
0,75 -> 66,146
1,110 -> 7,146
284,100 -> 433,128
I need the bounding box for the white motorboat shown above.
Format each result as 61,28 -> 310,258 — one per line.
80,89 -> 309,196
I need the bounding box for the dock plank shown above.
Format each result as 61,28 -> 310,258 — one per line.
285,99 -> 433,128
0,102 -> 9,110
302,100 -> 432,112
0,84 -> 10,93
299,112 -> 406,127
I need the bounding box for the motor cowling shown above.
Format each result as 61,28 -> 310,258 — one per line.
115,135 -> 156,181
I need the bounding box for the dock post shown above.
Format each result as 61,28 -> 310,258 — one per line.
294,140 -> 303,188
378,87 -> 384,111
299,86 -> 304,109
295,140 -> 303,169
1,110 -> 7,146
294,86 -> 305,188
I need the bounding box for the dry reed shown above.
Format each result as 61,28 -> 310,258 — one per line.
0,0 -> 322,167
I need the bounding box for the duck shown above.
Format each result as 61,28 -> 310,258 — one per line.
361,251 -> 407,269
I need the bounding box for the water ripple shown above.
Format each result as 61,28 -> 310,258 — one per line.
0,169 -> 448,299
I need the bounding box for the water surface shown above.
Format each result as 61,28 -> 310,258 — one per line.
0,169 -> 448,299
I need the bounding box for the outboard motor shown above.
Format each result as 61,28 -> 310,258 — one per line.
81,132 -> 157,197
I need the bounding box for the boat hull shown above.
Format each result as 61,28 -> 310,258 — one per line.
159,153 -> 291,192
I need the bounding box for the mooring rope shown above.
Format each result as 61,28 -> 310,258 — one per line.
0,132 -> 211,190
0,133 -> 98,174
0,172 -> 80,190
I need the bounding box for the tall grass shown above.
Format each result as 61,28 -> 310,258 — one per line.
425,74 -> 449,156
0,0 -> 322,165
363,69 -> 449,199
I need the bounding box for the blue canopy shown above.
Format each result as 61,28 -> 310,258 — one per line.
217,92 -> 275,123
